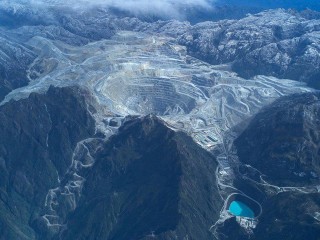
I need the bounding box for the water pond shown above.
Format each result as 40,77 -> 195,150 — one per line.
228,200 -> 255,218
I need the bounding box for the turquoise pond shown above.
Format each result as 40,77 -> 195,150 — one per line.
228,201 -> 255,218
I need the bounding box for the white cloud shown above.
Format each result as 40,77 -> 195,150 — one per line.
5,0 -> 215,18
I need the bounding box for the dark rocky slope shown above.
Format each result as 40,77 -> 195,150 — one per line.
216,92 -> 320,240
255,192 -> 320,240
0,33 -> 36,101
235,92 -> 320,187
0,91 -> 222,240
62,115 -> 222,240
0,86 -> 95,240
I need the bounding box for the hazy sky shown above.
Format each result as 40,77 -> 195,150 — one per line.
7,0 -> 215,18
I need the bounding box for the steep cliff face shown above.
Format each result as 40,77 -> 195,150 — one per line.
0,86 -> 95,240
62,116 -> 222,240
235,92 -> 320,187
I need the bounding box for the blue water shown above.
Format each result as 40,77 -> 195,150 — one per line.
229,201 -> 255,218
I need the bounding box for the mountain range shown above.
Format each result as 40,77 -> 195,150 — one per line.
0,2 -> 319,240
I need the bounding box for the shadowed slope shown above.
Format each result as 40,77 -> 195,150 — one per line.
63,115 -> 222,240
0,86 -> 95,240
